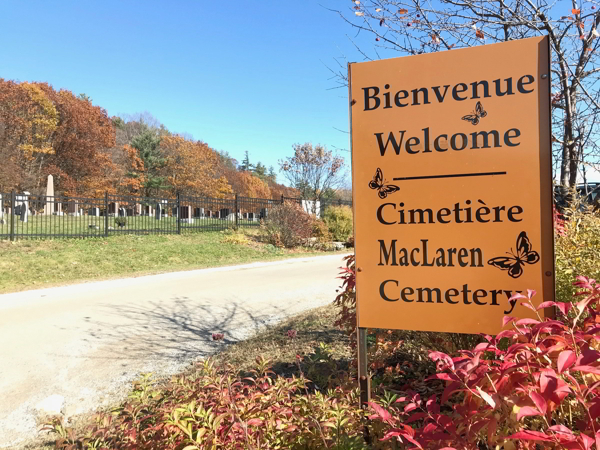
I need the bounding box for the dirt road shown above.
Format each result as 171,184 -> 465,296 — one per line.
0,254 -> 349,448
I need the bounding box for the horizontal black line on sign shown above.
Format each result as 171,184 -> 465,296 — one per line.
392,171 -> 507,181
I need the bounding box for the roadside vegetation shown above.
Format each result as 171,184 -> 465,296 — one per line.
40,193 -> 600,449
0,228 -> 349,294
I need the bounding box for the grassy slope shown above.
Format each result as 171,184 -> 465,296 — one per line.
0,232 -> 343,293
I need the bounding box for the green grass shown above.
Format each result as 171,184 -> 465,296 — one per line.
0,231 -> 342,293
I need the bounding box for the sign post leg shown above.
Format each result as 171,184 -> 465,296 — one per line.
357,327 -> 370,408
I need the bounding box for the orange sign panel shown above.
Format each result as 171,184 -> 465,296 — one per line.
349,36 -> 554,335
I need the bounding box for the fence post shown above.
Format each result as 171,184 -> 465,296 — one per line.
281,194 -> 284,204
234,194 -> 239,229
10,190 -> 15,242
104,192 -> 109,237
176,192 -> 181,235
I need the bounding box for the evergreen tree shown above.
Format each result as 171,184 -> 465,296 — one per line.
253,161 -> 267,179
240,150 -> 254,172
131,129 -> 167,195
267,166 -> 277,183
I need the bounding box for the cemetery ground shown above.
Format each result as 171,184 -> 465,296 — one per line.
0,253 -> 348,448
0,230 -> 346,293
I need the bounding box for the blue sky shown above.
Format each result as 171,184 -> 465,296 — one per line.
0,1 -> 387,179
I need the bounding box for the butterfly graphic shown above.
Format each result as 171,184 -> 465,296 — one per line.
461,101 -> 487,125
369,168 -> 400,199
487,231 -> 540,279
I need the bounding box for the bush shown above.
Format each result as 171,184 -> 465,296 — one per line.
555,197 -> 600,303
322,205 -> 353,242
46,358 -> 366,450
114,217 -> 126,228
369,283 -> 600,449
260,201 -> 314,248
311,219 -> 331,244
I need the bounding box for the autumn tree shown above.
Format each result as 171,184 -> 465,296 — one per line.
334,0 -> 600,191
161,135 -> 233,198
0,80 -> 59,191
30,84 -> 117,196
237,171 -> 271,198
118,144 -> 146,195
279,143 -> 345,210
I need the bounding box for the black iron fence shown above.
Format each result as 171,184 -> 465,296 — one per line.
0,191 -> 352,240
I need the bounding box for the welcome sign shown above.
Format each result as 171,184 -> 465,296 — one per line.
349,36 -> 554,335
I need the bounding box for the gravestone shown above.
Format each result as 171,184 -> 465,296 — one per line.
118,207 -> 126,217
126,208 -> 134,217
44,175 -> 54,216
20,200 -> 28,223
180,205 -> 191,219
226,213 -> 236,221
108,202 -> 119,216
248,212 -> 255,221
260,208 -> 268,219
89,207 -> 100,217
220,208 -> 230,219
67,200 -> 79,216
15,192 -> 30,218
135,204 -> 142,216
193,207 -> 204,218
155,203 -> 162,220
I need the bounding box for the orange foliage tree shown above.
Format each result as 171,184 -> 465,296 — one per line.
236,171 -> 271,198
0,79 -> 59,191
37,85 -> 117,197
161,136 -> 233,198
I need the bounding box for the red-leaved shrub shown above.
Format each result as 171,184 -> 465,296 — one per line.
369,279 -> 600,449
46,357 -> 365,449
260,201 -> 314,248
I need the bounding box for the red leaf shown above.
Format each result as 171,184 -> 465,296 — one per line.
404,402 -> 418,413
429,351 -> 454,370
537,301 -> 557,310
577,296 -> 594,313
487,418 -> 497,445
517,406 -> 541,421
442,381 -> 461,404
558,350 -> 576,373
508,430 -> 554,441
548,424 -> 573,435
475,29 -> 484,39
426,373 -> 456,381
573,8 -> 581,14
572,365 -> 600,375
556,302 -> 572,316
503,316 -> 516,327
530,391 -> 547,415
368,402 -> 393,423
580,433 -> 594,450
516,318 -> 541,326
405,412 -> 427,423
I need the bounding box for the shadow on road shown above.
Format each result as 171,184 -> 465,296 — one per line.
80,296 -> 294,361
